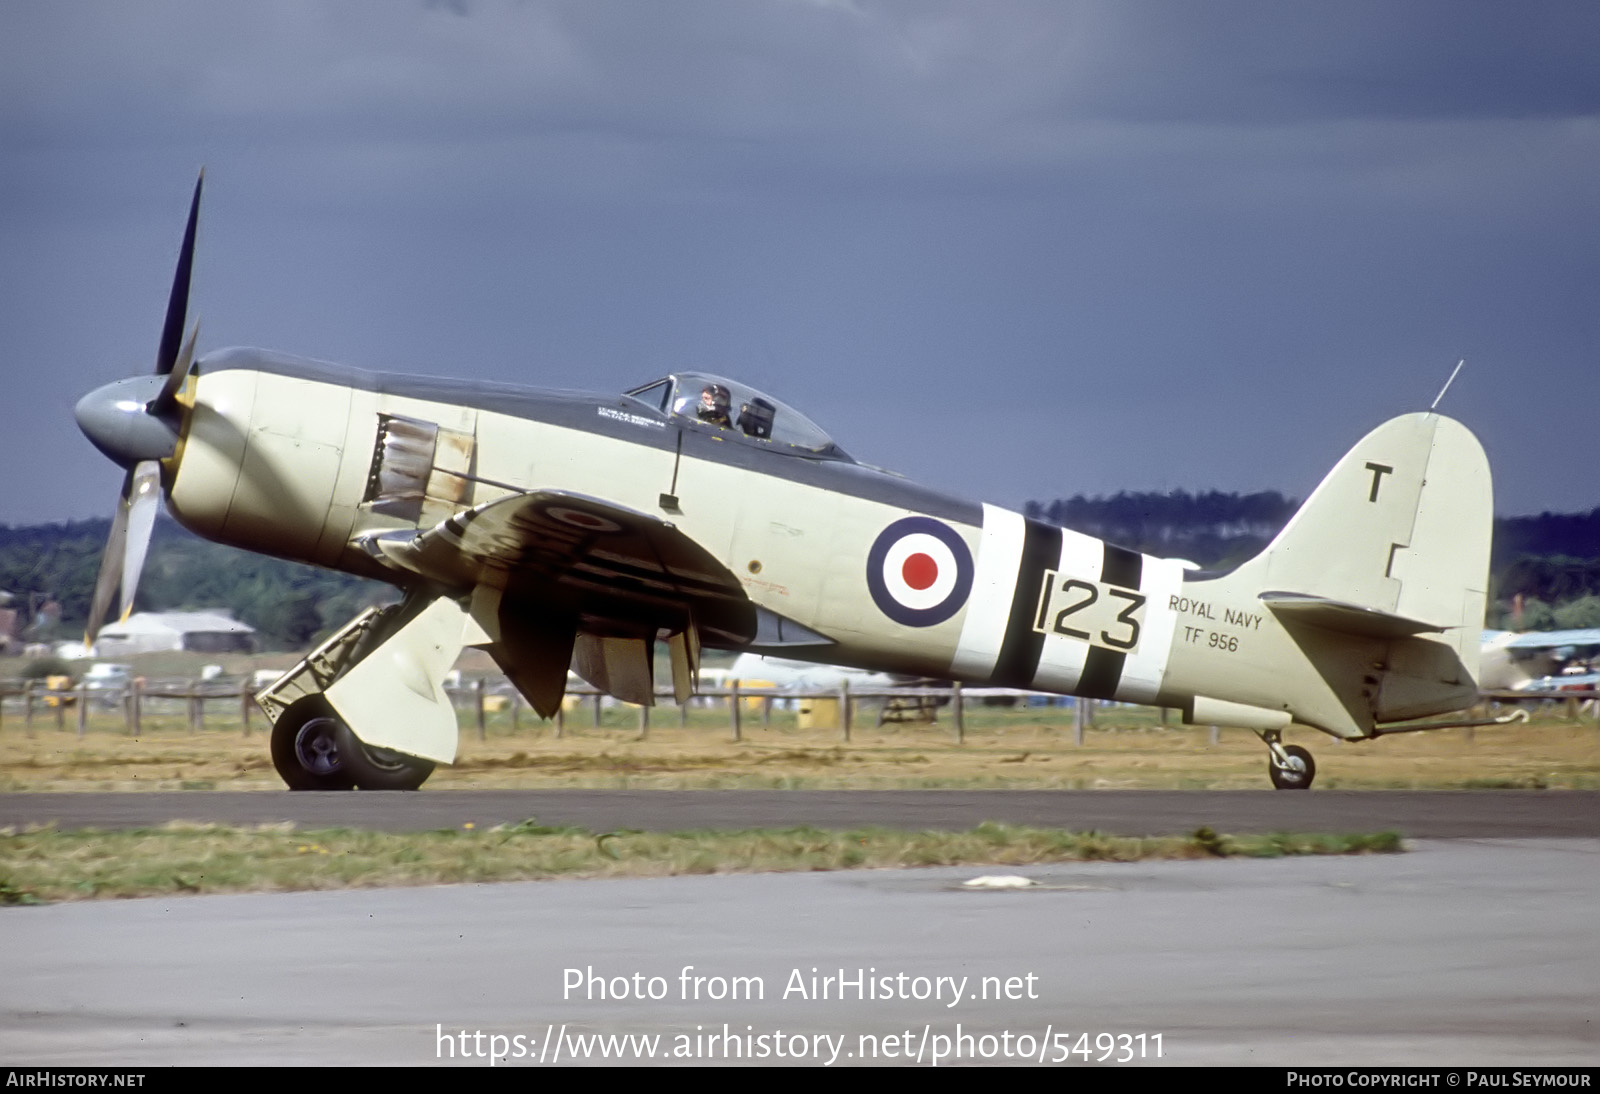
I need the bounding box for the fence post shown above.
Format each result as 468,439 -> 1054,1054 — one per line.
592,690 -> 603,728
840,680 -> 851,742
128,679 -> 142,736
241,688 -> 253,737
1073,698 -> 1085,746
730,680 -> 742,741
638,698 -> 649,739
953,681 -> 964,744
554,695 -> 564,738
509,689 -> 520,732
77,679 -> 89,736
24,680 -> 35,731
55,683 -> 66,731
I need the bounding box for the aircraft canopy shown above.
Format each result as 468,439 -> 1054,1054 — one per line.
624,373 -> 849,458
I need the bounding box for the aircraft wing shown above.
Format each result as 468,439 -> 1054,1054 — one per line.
1490,627 -> 1600,651
1479,628 -> 1600,692
359,490 -> 756,712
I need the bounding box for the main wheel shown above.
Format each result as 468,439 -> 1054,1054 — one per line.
335,723 -> 435,791
1268,744 -> 1316,790
270,697 -> 357,791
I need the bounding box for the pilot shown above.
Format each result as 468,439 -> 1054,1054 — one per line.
696,383 -> 733,428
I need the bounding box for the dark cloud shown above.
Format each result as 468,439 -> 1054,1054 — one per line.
0,1 -> 1595,526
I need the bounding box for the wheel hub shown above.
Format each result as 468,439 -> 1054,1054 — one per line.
294,717 -> 344,776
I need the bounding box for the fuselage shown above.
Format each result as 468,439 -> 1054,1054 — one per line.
162,347 -> 1481,740
171,347 -> 988,679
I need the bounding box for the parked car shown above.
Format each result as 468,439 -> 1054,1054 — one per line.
82,662 -> 134,707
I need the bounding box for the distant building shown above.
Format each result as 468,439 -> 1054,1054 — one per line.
49,641 -> 96,661
94,610 -> 257,657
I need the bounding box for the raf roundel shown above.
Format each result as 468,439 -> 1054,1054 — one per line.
866,516 -> 975,627
546,506 -> 622,533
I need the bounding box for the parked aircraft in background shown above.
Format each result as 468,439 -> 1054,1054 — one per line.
722,652 -> 898,693
1480,628 -> 1600,692
75,177 -> 1501,790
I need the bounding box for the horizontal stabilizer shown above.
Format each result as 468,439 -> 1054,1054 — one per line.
1260,591 -> 1444,639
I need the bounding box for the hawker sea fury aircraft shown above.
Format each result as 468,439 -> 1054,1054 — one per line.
76,178 -> 1500,791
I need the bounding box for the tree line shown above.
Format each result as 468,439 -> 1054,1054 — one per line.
1023,491 -> 1600,629
2,495 -> 1597,650
0,518 -> 389,651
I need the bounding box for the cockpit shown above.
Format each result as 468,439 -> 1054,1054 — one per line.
623,372 -> 852,461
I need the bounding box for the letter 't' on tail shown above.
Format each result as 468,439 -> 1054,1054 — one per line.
1247,412 -> 1492,713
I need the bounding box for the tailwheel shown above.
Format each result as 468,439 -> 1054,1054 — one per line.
1268,743 -> 1316,790
271,697 -> 357,791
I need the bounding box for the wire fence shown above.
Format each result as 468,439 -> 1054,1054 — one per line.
0,675 -> 1594,741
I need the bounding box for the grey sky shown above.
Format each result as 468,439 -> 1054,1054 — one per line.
3,0 -> 1596,527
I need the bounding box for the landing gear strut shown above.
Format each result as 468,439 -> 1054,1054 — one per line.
1260,729 -> 1316,790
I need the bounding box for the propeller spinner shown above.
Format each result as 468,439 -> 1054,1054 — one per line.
76,172 -> 204,646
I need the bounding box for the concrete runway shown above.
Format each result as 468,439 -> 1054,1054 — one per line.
2,836 -> 1597,1066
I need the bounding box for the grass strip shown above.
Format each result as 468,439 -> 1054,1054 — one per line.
0,821 -> 1402,905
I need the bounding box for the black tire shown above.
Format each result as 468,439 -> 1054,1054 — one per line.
1269,744 -> 1316,790
270,697 -> 357,791
334,722 -> 435,791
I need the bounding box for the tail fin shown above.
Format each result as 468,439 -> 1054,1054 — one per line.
1236,412 -> 1492,717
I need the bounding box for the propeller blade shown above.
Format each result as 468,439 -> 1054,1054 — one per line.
150,322 -> 199,417
119,462 -> 162,622
83,462 -> 162,646
154,171 -> 203,378
84,174 -> 196,648
84,474 -> 134,647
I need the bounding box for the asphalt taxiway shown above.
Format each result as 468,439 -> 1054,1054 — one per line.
2,789 -> 1598,1065
2,837 -> 1595,1066
4,788 -> 1597,836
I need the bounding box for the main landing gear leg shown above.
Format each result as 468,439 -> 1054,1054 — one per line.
257,601 -> 439,791
1259,728 -> 1316,790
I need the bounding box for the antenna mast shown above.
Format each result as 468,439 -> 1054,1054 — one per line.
1430,359 -> 1465,411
